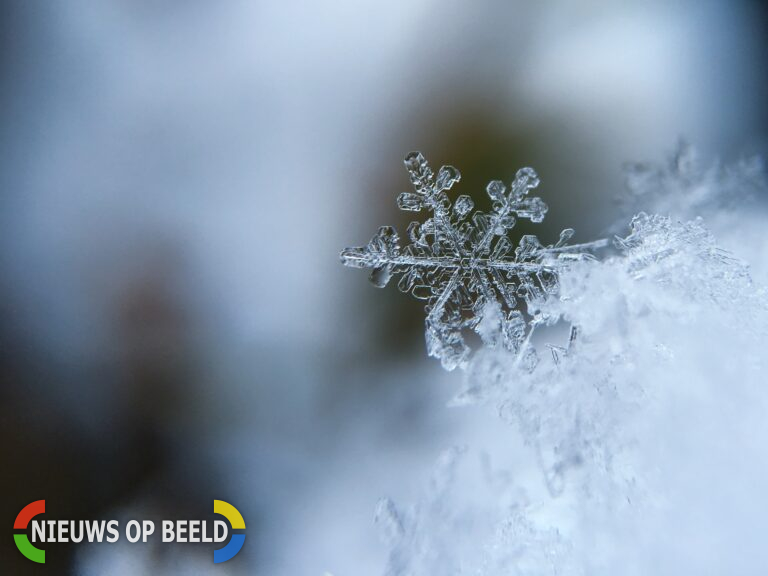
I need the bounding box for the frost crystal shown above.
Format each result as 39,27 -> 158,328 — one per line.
341,152 -> 607,370
339,148 -> 768,576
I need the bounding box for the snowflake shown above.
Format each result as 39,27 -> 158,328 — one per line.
340,152 -> 607,370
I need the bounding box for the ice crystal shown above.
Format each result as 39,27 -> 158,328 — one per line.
377,210 -> 768,576
341,152 -> 607,370
360,149 -> 768,576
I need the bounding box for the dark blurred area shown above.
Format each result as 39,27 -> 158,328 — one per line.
1,1 -> 767,573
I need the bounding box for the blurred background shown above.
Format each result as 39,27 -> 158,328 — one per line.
1,1 -> 766,573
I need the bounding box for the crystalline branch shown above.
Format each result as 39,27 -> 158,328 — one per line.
341,152 -> 607,370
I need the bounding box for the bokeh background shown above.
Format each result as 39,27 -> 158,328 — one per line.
1,1 -> 766,573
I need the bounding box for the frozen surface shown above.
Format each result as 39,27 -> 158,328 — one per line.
342,151 -> 768,575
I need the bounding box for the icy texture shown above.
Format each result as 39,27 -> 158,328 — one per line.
362,152 -> 768,576
378,213 -> 768,576
341,152 -> 606,370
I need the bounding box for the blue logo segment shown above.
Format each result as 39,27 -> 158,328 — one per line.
214,533 -> 246,563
